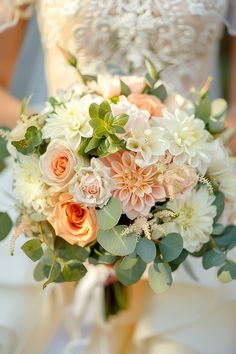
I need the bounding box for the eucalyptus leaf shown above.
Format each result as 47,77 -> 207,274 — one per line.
33,261 -> 46,281
148,262 -> 173,294
212,223 -> 225,236
159,233 -> 183,262
62,260 -> 87,282
213,191 -> 225,222
214,225 -> 236,250
97,225 -> 137,256
115,257 -> 146,285
43,260 -> 61,288
195,97 -> 211,125
0,212 -> 13,241
55,237 -> 89,262
21,239 -> 43,262
202,248 -> 225,269
136,238 -> 156,263
119,253 -> 138,270
97,197 -> 122,230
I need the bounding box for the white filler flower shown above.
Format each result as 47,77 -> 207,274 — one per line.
13,155 -> 47,212
156,109 -> 215,174
164,187 -> 217,253
42,94 -> 95,149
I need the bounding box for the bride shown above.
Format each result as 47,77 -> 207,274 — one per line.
1,1 -> 236,354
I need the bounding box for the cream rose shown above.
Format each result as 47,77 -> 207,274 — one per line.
48,193 -> 97,247
40,140 -> 78,191
71,158 -> 115,208
90,75 -> 145,98
128,93 -> 165,116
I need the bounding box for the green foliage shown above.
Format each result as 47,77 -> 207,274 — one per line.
144,56 -> 159,82
78,101 -> 127,157
30,213 -> 47,222
213,191 -> 225,222
202,248 -> 225,269
195,96 -> 211,125
43,260 -> 61,288
149,85 -> 167,102
115,257 -> 146,285
12,126 -> 42,155
0,212 -> 13,241
136,238 -> 156,263
97,197 -> 122,230
159,233 -> 183,262
218,260 -> 236,283
97,225 -> 137,256
62,260 -> 87,282
212,223 -> 225,236
20,95 -> 32,115
148,262 -> 173,294
120,79 -> 131,96
54,237 -> 89,263
21,239 -> 43,262
214,225 -> 236,251
209,98 -> 227,134
119,253 -> 138,270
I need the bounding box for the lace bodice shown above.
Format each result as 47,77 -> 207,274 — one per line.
0,0 -> 234,95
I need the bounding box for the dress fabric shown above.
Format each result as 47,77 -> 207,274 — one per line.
0,1 -> 236,354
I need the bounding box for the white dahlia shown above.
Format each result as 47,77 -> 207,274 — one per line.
126,121 -> 169,167
155,109 -> 215,174
42,94 -> 98,149
13,155 -> 48,212
163,187 -> 216,253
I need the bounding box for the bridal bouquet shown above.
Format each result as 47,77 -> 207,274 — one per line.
1,57 -> 236,299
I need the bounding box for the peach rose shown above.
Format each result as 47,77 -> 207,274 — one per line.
90,75 -> 145,98
40,140 -> 78,191
48,193 -> 97,247
128,93 -> 165,116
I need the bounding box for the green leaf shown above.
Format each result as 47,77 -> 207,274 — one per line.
212,223 -> 225,236
202,248 -> 225,269
21,239 -> 43,262
97,197 -> 122,230
97,253 -> 119,265
97,225 -> 137,256
33,261 -> 46,281
112,113 -> 129,128
214,225 -> 236,250
136,238 -> 156,263
148,262 -> 173,294
114,126 -> 125,134
30,213 -> 47,222
99,101 -> 111,119
0,212 -> 13,241
12,126 -> 42,155
89,118 -> 104,129
0,127 -> 10,159
20,95 -> 32,115
43,260 -> 61,288
115,257 -> 146,285
159,233 -> 183,262
144,56 -> 159,82
55,237 -> 89,262
169,249 -> 188,271
77,137 -> 90,156
218,260 -> 236,283
62,260 -> 87,282
84,137 -> 100,153
195,97 -> 211,125
213,191 -> 225,222
120,79 -> 131,96
119,253 -> 138,270
149,85 -> 167,102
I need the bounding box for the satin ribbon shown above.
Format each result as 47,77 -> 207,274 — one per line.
63,265 -> 113,354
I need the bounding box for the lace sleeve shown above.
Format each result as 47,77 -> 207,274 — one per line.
226,0 -> 236,36
0,0 -> 35,32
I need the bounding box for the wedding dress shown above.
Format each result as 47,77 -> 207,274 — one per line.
1,1 -> 236,354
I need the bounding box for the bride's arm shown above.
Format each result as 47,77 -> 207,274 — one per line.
226,36 -> 236,154
0,19 -> 28,128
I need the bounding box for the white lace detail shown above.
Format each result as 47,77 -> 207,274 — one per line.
37,0 -> 228,94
